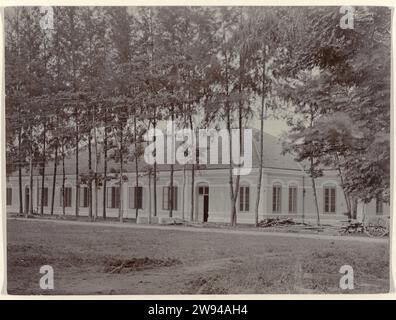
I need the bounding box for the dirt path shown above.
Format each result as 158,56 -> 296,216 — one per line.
51,257 -> 244,295
10,217 -> 388,244
7,219 -> 389,295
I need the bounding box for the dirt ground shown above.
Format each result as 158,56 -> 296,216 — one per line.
6,219 -> 389,295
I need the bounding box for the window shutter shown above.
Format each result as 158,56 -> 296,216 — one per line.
274,186 -> 281,213
245,187 -> 249,211
129,187 -> 134,209
137,187 -> 142,209
272,187 -> 276,212
107,187 -> 112,208
163,187 -> 168,210
6,188 -> 12,205
80,188 -> 84,207
331,188 -> 336,213
115,187 -> 120,208
173,187 -> 178,210
45,188 -> 47,207
239,187 -> 244,211
324,188 -> 329,213
67,187 -> 72,207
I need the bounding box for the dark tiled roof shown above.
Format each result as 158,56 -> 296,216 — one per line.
9,130 -> 301,177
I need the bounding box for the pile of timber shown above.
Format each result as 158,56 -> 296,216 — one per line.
258,218 -> 300,228
339,221 -> 364,234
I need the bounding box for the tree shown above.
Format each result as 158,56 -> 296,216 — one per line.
277,6 -> 391,211
248,7 -> 287,226
14,7 -> 47,216
279,69 -> 334,225
79,7 -> 108,220
57,7 -> 85,217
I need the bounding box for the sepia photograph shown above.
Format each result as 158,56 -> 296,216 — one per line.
3,5 -> 391,295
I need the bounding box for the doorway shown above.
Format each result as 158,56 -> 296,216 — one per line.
197,185 -> 209,222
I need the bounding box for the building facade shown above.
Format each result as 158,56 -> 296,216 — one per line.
5,133 -> 389,223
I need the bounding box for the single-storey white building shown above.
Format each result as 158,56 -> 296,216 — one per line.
5,132 -> 389,224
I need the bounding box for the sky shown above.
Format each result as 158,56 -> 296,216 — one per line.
250,118 -> 289,137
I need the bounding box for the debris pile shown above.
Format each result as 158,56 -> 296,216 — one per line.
339,222 -> 365,234
104,257 -> 181,274
258,218 -> 300,228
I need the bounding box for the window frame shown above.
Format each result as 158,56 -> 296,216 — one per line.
163,186 -> 178,211
60,187 -> 72,208
288,185 -> 297,213
40,187 -> 49,207
107,186 -> 120,209
239,186 -> 250,212
272,184 -> 282,213
323,186 -> 336,214
129,186 -> 143,209
6,187 -> 12,206
80,186 -> 89,208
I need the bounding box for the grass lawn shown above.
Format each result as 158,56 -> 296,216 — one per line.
7,219 -> 389,295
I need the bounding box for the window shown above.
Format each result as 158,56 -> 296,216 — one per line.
60,187 -> 72,207
239,186 -> 250,212
129,186 -> 143,209
376,196 -> 383,215
198,186 -> 209,195
163,186 -> 178,210
288,186 -> 297,213
107,187 -> 120,209
6,187 -> 12,206
80,187 -> 89,207
272,184 -> 282,213
40,187 -> 48,207
324,186 -> 336,214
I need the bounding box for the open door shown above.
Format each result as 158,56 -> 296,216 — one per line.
197,185 -> 209,222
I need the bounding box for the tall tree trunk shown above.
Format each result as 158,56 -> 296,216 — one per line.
182,165 -> 186,220
134,115 -> 139,218
88,121 -> 92,220
334,153 -> 351,217
170,164 -> 174,218
254,48 -> 266,227
302,175 -> 305,224
93,106 -> 98,221
224,50 -> 235,226
75,107 -> 79,217
29,126 -> 34,216
119,160 -> 124,223
40,122 -> 46,216
62,142 -> 66,216
227,107 -> 235,225
229,7 -> 246,227
51,141 -> 58,215
153,117 -> 157,217
189,115 -> 195,222
148,168 -> 152,224
103,109 -> 108,220
310,157 -> 320,226
71,7 -> 79,218
18,128 -> 23,215
231,23 -> 246,227
231,103 -> 242,227
36,177 -> 40,213
169,111 -> 175,218
119,130 -> 124,223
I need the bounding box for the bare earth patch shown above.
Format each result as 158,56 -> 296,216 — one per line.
7,219 -> 389,295
104,257 -> 181,274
